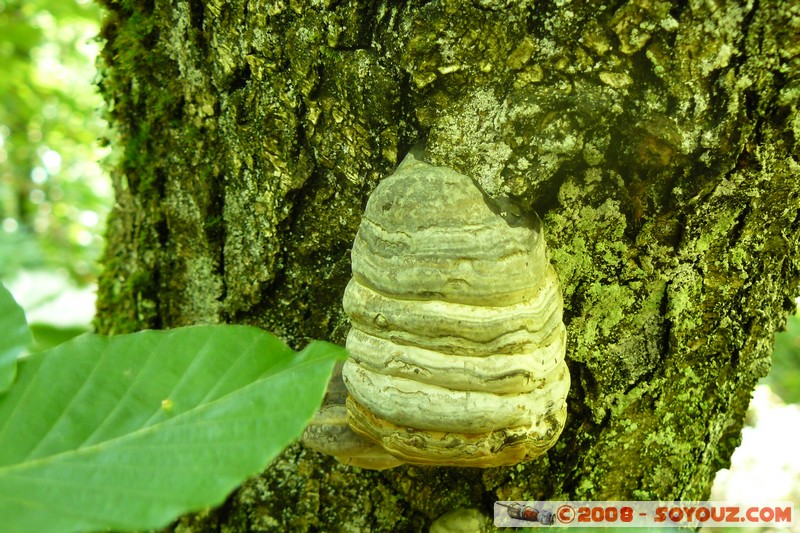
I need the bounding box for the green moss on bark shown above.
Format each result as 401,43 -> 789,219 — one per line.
94,0 -> 800,530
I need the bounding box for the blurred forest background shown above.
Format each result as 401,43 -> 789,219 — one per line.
0,0 -> 797,515
0,0 -> 108,347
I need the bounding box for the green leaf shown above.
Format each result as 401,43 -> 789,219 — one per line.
0,284 -> 32,392
0,325 -> 345,533
765,312 -> 800,404
29,323 -> 90,353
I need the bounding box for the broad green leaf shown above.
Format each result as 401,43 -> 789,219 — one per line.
765,312 -> 800,403
29,323 -> 90,353
0,325 -> 345,533
0,284 -> 32,392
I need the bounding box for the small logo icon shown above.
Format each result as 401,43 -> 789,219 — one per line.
497,502 -> 555,525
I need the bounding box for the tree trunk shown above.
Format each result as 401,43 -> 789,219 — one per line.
94,0 -> 800,530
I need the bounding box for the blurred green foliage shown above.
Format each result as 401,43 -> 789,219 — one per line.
0,0 -> 108,285
764,312 -> 800,404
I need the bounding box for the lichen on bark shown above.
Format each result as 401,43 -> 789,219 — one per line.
94,0 -> 800,530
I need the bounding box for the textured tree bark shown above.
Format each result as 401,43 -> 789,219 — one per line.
94,0 -> 800,530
